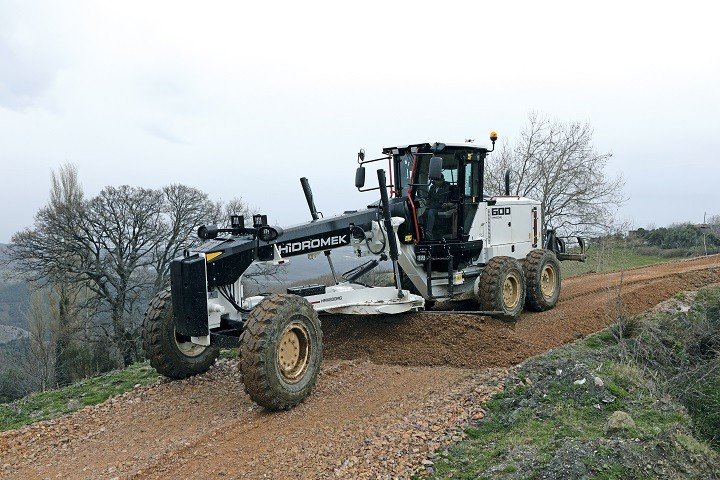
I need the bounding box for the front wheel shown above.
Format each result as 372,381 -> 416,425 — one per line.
142,288 -> 220,379
239,294 -> 322,410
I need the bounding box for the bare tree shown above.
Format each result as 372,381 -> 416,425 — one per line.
48,281 -> 86,386
5,165 -> 87,383
708,214 -> 720,237
6,166 -> 165,365
5,164 -> 86,284
151,184 -> 218,292
5,165 -> 270,367
486,113 -> 626,236
72,184 -> 165,365
24,293 -> 54,391
218,197 -> 256,227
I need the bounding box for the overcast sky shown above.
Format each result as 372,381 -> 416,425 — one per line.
1,1 -> 718,242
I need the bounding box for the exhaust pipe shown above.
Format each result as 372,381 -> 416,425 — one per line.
300,177 -> 319,221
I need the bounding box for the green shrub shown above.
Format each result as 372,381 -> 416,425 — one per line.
684,377 -> 720,449
617,285 -> 720,450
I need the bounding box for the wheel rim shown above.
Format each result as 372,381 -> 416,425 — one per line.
540,264 -> 557,299
174,328 -> 206,358
502,272 -> 521,310
277,321 -> 311,383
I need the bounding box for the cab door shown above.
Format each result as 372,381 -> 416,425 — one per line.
460,153 -> 481,239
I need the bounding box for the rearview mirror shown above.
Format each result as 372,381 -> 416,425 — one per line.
429,156 -> 443,181
355,166 -> 366,189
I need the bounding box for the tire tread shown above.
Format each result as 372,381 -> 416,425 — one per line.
523,249 -> 561,312
477,256 -> 526,317
239,294 -> 322,411
142,288 -> 219,379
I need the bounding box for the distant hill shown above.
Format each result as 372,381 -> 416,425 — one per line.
0,244 -> 29,331
0,324 -> 28,344
0,280 -> 28,330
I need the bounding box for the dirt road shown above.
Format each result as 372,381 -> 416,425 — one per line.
2,255 -> 719,479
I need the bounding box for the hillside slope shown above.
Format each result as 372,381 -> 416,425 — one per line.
432,293 -> 720,479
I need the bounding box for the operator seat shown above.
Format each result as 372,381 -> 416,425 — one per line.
433,181 -> 458,239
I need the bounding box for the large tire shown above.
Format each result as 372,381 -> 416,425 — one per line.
476,256 -> 526,318
142,288 -> 220,379
239,294 -> 322,410
523,249 -> 561,311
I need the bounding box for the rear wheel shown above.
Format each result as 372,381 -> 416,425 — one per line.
239,294 -> 322,410
523,249 -> 561,311
476,256 -> 526,318
142,288 -> 220,379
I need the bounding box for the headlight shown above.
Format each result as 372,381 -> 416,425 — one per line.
197,225 -> 219,240
257,226 -> 282,242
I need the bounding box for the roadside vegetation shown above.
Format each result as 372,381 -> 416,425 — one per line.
431,285 -> 720,479
0,362 -> 158,432
0,350 -> 240,432
562,223 -> 720,278
561,242 -> 668,278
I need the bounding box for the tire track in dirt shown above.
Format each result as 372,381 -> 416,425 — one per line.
1,255 -> 718,479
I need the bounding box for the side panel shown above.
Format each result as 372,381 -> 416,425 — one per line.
170,255 -> 209,337
483,198 -> 541,261
488,205 -> 513,245
510,203 -> 535,244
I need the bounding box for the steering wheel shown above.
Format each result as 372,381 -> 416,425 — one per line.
415,185 -> 429,200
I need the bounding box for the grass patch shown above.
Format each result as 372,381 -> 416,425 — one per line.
0,361 -> 159,432
584,330 -> 615,349
683,377 -> 720,449
219,348 -> 239,359
0,350 -> 238,432
562,244 -> 670,278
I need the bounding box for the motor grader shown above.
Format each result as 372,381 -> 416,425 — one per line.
142,132 -> 586,410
